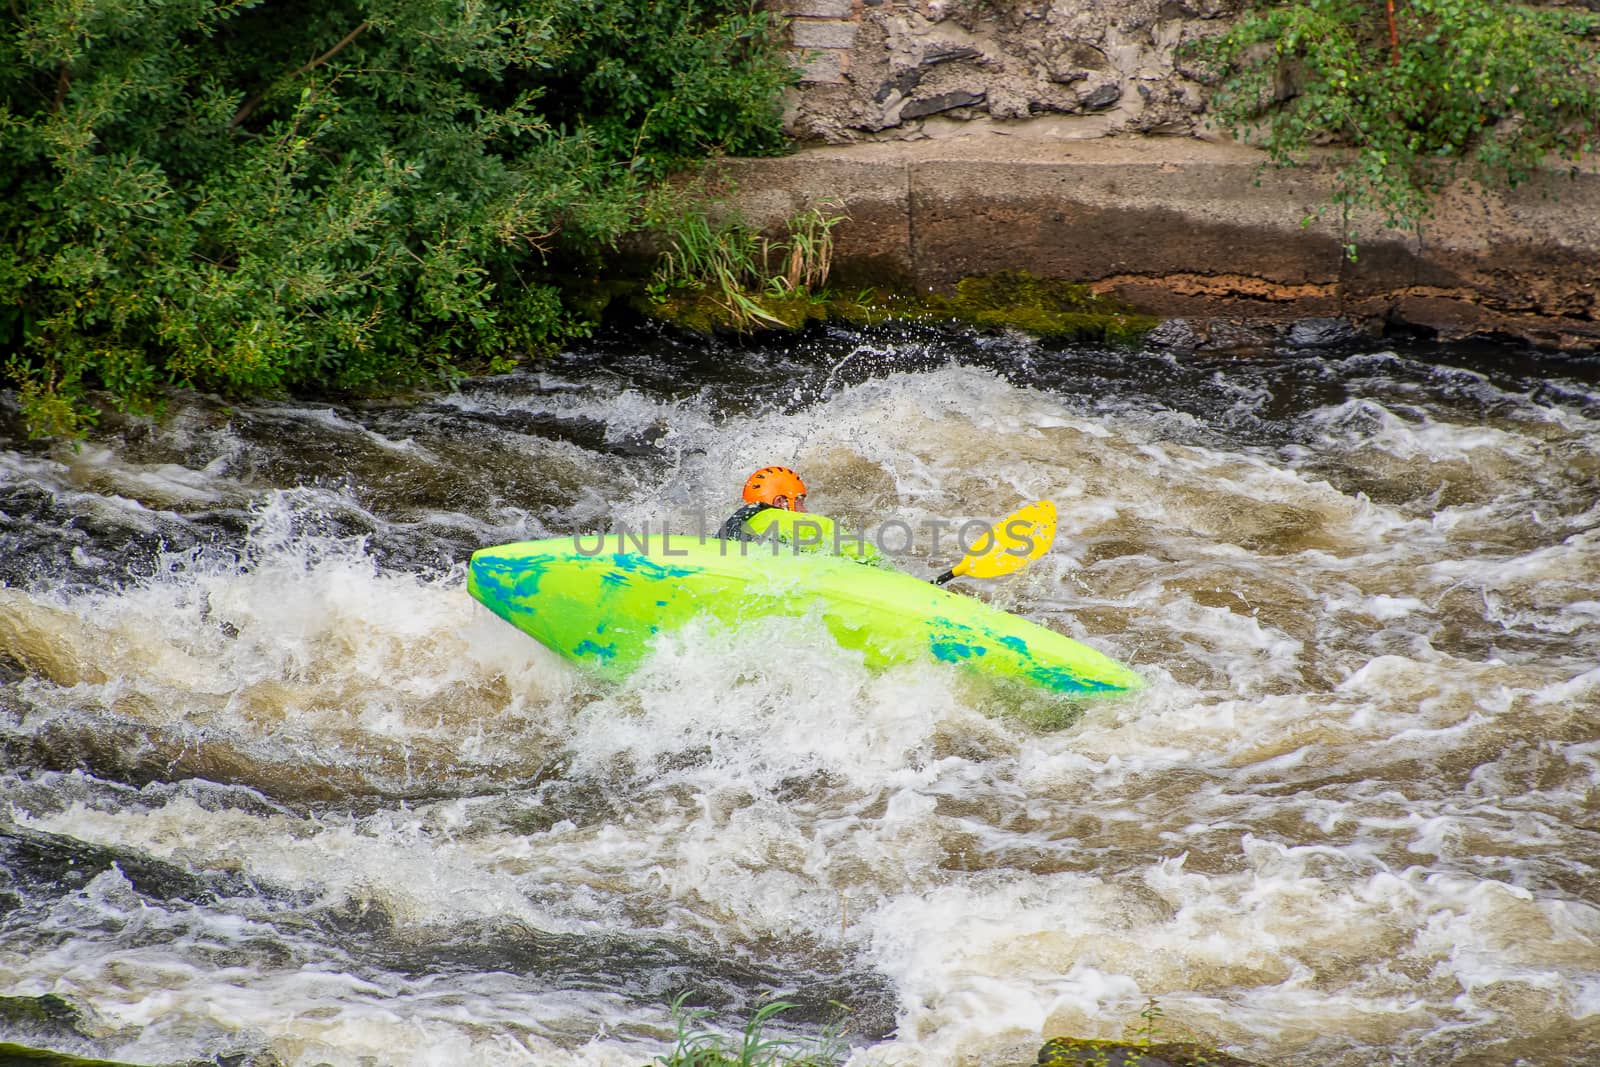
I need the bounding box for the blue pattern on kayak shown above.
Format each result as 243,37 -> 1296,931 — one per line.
470,553 -> 557,623
931,639 -> 987,662
574,639 -> 616,662
610,553 -> 700,580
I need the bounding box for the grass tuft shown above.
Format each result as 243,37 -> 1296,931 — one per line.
645,204 -> 847,333
653,996 -> 842,1067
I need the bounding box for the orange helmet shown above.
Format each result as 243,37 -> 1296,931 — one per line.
741,466 -> 807,509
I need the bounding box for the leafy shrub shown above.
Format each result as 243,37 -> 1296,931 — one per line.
1188,0 -> 1600,256
0,0 -> 793,436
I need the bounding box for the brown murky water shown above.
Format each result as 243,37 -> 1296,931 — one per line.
2,328 -> 1598,1066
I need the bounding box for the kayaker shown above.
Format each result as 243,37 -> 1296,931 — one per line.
719,465 -> 807,541
719,466 -> 882,564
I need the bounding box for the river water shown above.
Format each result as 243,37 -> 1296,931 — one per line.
1,325 -> 1598,1067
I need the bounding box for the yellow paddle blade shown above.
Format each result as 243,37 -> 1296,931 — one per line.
952,499 -> 1057,579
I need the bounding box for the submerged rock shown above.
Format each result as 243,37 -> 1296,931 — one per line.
0,994 -> 281,1067
1143,315 -> 1373,354
0,1040 -> 280,1067
0,1042 -> 157,1066
1286,317 -> 1363,348
0,998 -> 92,1055
1141,317 -> 1204,352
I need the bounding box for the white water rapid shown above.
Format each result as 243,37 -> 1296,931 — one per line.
2,331 -> 1597,1067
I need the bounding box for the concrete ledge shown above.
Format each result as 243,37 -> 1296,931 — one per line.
708,136 -> 1600,349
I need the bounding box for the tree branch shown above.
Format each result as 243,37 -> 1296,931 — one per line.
52,61 -> 70,113
229,21 -> 371,131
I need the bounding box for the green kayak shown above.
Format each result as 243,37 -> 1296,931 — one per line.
467,521 -> 1142,697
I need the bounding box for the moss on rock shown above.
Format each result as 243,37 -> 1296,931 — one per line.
629,285 -> 831,335
0,1041 -> 281,1067
632,288 -> 731,335
0,996 -> 84,1036
932,272 -> 1158,343
1037,1037 -> 1268,1067
630,270 -> 1157,343
0,1041 -> 162,1066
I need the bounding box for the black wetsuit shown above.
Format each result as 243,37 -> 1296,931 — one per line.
718,502 -> 771,541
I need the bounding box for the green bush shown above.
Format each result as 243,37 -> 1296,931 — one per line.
0,0 -> 793,435
1188,0 -> 1600,256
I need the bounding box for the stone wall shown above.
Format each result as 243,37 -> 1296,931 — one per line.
744,1 -> 1600,350
707,138 -> 1600,351
772,0 -> 1245,144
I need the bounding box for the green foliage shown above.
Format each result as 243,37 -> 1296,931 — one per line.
1135,996 -> 1166,1048
647,203 -> 845,331
1,0 -> 793,436
1188,0 -> 1600,256
652,996 -> 841,1067
552,1 -> 794,180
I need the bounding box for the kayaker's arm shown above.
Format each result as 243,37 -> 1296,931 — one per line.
718,503 -> 770,542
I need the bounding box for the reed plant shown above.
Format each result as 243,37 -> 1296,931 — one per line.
648,203 -> 847,331
653,996 -> 842,1067
759,205 -> 844,297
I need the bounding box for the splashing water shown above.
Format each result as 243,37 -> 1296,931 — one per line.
2,328 -> 1598,1067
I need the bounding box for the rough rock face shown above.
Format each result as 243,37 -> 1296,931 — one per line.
776,0 -> 1246,144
